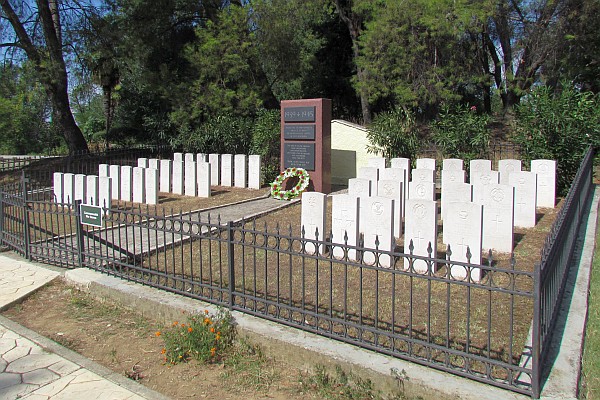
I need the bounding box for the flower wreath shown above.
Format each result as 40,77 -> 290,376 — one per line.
270,167 -> 310,200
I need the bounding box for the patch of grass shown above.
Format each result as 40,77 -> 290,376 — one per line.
221,338 -> 279,392
581,224 -> 600,399
299,364 -> 411,400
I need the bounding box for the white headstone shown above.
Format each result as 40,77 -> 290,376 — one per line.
509,171 -> 537,228
221,154 -> 233,186
109,165 -> 121,200
159,160 -> 172,193
367,157 -> 386,171
196,153 -> 208,163
391,158 -> 411,181
132,167 -> 146,203
469,159 -> 492,184
331,194 -> 359,261
145,168 -> 159,205
98,176 -> 112,208
85,175 -> 99,205
248,155 -> 262,189
63,173 -> 75,203
473,183 -> 514,253
184,161 -> 197,196
470,170 -> 499,204
408,181 -> 435,201
404,199 -> 438,273
441,181 -> 472,222
442,158 -> 464,171
148,158 -> 159,170
172,160 -> 184,195
301,192 -> 327,255
209,154 -> 220,186
380,167 -> 407,217
234,154 -> 247,188
197,162 -> 211,198
377,179 -> 403,238
98,164 -> 109,177
121,166 -> 133,201
138,158 -> 149,168
348,178 -> 371,198
416,158 -> 436,170
411,168 -> 435,183
357,166 -> 378,186
531,159 -> 556,208
184,153 -> 195,165
444,201 -> 483,281
74,174 -> 87,202
173,153 -> 183,163
441,168 -> 466,219
498,159 -> 522,185
53,172 -> 64,203
362,196 -> 395,268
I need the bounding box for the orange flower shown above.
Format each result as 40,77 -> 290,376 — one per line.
181,323 -> 185,328
155,331 -> 161,337
188,327 -> 193,333
210,347 -> 216,356
204,318 -> 212,325
210,327 -> 215,333
172,321 -> 179,326
161,348 -> 166,354
204,310 -> 209,315
216,333 -> 221,341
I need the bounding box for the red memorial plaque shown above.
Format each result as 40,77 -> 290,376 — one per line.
280,99 -> 331,193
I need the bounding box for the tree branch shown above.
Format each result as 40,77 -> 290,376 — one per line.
0,0 -> 41,63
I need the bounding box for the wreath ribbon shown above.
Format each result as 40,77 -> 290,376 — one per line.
270,167 -> 310,200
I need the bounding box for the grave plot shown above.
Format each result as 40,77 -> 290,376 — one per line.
138,197 -> 557,388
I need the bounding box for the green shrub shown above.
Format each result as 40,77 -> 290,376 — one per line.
250,109 -> 281,184
367,107 -> 419,161
512,85 -> 600,194
179,114 -> 253,154
431,103 -> 491,164
158,308 -> 234,364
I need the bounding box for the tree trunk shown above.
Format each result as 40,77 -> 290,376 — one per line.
1,0 -> 89,154
333,0 -> 372,125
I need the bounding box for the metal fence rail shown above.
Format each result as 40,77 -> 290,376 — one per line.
0,145 -> 595,399
532,145 -> 596,397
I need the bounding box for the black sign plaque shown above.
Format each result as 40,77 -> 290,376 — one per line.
284,124 -> 316,140
284,143 -> 315,170
283,106 -> 316,122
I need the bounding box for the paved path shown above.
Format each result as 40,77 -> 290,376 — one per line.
0,254 -> 167,400
32,196 -> 299,265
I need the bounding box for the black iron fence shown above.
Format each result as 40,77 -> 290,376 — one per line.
0,145 -> 172,187
0,145 -> 595,399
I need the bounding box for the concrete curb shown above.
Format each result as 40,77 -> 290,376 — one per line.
63,268 -> 529,400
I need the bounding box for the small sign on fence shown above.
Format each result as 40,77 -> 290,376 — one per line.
79,204 -> 103,227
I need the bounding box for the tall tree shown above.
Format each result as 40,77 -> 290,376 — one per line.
485,0 -> 573,109
332,0 -> 374,124
0,0 -> 89,153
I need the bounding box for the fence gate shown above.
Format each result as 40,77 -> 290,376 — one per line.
0,180 -> 29,257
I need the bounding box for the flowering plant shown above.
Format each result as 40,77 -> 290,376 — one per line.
270,167 -> 310,200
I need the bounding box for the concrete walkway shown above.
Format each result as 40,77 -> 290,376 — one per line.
31,195 -> 299,266
0,255 -> 168,400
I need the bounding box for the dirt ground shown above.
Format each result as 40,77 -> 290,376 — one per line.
2,280 -> 329,400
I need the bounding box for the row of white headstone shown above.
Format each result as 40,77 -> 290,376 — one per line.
170,153 -> 262,191
300,157 -> 557,282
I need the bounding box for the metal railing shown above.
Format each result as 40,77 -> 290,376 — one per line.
531,145 -> 596,397
0,145 -> 595,399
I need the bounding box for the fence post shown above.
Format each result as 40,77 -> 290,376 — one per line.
532,262 -> 542,399
22,172 -> 32,260
74,199 -> 85,267
0,187 -> 4,246
227,220 -> 235,310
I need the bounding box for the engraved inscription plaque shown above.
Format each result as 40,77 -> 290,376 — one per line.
283,107 -> 316,122
284,143 -> 315,170
284,124 -> 316,140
